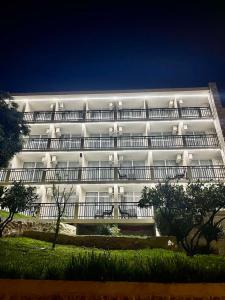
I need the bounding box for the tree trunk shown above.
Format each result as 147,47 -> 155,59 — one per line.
52,217 -> 61,250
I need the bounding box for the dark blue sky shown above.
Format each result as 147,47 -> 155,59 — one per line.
0,1 -> 225,100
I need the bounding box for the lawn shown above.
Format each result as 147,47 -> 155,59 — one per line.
0,210 -> 33,220
1,237 -> 225,282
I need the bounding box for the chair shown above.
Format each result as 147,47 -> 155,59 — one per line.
119,206 -> 129,218
94,205 -> 114,219
119,206 -> 137,218
118,169 -> 127,179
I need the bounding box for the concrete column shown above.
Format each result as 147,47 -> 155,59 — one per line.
146,122 -> 150,135
113,184 -> 119,218
81,124 -> 86,137
178,121 -> 183,135
74,185 -> 81,220
43,153 -> 52,168
50,124 -> 56,138
11,156 -> 23,168
147,151 -> 153,165
25,101 -> 31,112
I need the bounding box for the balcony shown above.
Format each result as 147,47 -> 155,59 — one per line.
22,134 -> 219,151
22,106 -> 212,123
9,202 -> 154,221
1,165 -> 225,184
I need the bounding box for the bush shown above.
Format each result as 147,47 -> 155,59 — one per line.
95,225 -> 111,235
109,225 -> 121,236
92,224 -> 121,236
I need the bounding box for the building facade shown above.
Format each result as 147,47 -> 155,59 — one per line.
1,83 -> 225,234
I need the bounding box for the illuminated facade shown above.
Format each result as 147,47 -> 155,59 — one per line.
1,83 -> 225,234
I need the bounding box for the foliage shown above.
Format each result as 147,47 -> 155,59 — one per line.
94,224 -> 121,236
109,224 -> 121,236
0,181 -> 38,237
51,184 -> 74,249
0,92 -> 29,168
95,224 -> 112,235
1,237 -> 225,282
139,180 -> 225,256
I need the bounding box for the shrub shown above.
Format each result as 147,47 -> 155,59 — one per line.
95,225 -> 111,235
109,225 -> 121,236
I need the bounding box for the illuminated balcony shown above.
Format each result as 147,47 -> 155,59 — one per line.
22,106 -> 212,123
1,165 -> 225,184
21,134 -> 219,151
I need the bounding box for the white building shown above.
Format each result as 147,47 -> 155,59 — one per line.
1,83 -> 225,234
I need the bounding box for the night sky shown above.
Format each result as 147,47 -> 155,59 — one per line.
0,1 -> 225,101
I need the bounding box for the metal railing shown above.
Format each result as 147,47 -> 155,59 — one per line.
118,202 -> 154,219
23,138 -> 49,150
83,137 -> 114,149
49,138 -> 81,150
45,168 -> 79,182
81,167 -> 114,181
117,109 -> 147,120
22,134 -> 219,151
86,110 -> 114,121
54,111 -> 83,122
8,202 -> 154,220
8,169 -> 44,182
78,202 -> 114,219
23,112 -> 53,123
117,136 -> 148,148
1,165 -> 225,183
22,107 -> 212,123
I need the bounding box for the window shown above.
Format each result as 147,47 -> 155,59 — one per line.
54,161 -> 79,181
154,160 -> 181,179
119,160 -> 146,179
21,162 -> 44,182
58,134 -> 81,150
85,192 -> 110,204
122,192 -> 141,203
85,161 -> 112,180
83,192 -> 111,218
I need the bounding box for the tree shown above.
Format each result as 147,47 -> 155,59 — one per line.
0,92 -> 29,168
51,184 -> 74,249
139,180 -> 225,256
0,181 -> 38,237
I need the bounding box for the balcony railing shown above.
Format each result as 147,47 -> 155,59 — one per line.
4,202 -> 154,220
22,106 -> 212,123
86,110 -> 114,121
117,109 -> 147,120
54,111 -> 83,122
22,134 -> 219,151
1,165 -> 225,184
83,137 -> 114,149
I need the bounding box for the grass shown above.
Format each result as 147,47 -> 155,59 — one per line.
1,237 -> 225,282
0,210 -> 33,220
